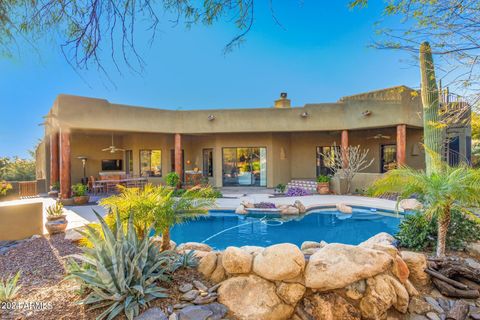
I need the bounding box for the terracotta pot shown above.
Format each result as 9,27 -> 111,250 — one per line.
45,215 -> 67,235
59,198 -> 75,206
73,195 -> 90,205
317,182 -> 330,195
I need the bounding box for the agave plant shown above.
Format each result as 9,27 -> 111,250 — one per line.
0,271 -> 21,302
66,211 -> 176,320
174,250 -> 199,270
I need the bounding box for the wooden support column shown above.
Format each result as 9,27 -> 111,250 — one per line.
341,130 -> 349,168
397,124 -> 407,167
59,130 -> 71,199
174,133 -> 183,187
49,132 -> 59,187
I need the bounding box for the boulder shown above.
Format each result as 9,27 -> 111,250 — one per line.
336,203 -> 353,214
253,243 -> 305,281
294,200 -> 306,214
404,279 -> 419,297
210,254 -> 226,283
359,232 -> 395,248
345,280 -> 367,300
282,206 -> 300,215
198,252 -> 218,278
305,243 -> 393,290
241,245 -> 264,256
276,282 -> 306,305
241,201 -> 254,208
235,205 -> 247,214
399,198 -> 423,211
466,242 -> 480,258
177,306 -> 212,320
217,274 -> 294,320
135,307 -> 168,320
301,292 -> 361,320
301,241 -> 327,251
408,296 -> 432,314
400,251 -> 430,286
177,242 -> 212,252
392,255 -> 410,284
359,274 -> 409,320
222,246 -> 253,274
64,228 -> 83,242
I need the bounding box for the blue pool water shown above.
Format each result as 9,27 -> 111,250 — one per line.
170,208 -> 402,250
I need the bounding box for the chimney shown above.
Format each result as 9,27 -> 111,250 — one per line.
274,92 -> 291,108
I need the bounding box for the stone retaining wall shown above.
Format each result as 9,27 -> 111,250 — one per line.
178,233 -> 430,320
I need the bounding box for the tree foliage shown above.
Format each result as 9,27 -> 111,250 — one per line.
0,156 -> 35,181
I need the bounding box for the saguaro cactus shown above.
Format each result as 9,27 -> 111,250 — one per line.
419,42 -> 443,174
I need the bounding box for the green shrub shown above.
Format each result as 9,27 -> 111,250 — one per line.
316,175 -> 331,183
0,181 -> 12,197
66,211 -> 176,320
50,182 -> 60,191
72,183 -> 88,197
396,210 -> 480,251
172,188 -> 187,197
0,271 -> 21,302
46,201 -> 64,217
166,172 -> 180,188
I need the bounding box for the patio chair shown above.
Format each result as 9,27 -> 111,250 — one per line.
89,176 -> 105,195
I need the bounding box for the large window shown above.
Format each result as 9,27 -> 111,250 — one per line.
316,146 -> 339,176
381,145 -> 397,173
222,147 -> 267,186
140,150 -> 162,177
203,149 -> 213,177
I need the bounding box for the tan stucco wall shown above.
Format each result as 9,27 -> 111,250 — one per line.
0,201 -> 43,240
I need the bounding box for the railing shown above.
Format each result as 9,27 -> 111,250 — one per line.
18,181 -> 37,198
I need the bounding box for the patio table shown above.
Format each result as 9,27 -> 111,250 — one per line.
93,177 -> 147,193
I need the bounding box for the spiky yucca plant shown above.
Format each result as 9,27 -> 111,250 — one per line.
66,211 -> 176,320
0,271 -> 21,302
369,154 -> 480,257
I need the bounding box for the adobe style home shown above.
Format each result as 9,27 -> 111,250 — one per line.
35,86 -> 471,197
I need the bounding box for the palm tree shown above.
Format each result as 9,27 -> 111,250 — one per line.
100,184 -> 216,250
369,158 -> 480,257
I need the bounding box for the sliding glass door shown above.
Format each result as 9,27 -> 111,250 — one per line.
222,147 -> 267,186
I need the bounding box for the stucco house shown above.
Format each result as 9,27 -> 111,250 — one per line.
35,85 -> 471,198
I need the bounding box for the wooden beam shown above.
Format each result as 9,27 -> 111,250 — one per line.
59,130 -> 71,199
397,124 -> 407,167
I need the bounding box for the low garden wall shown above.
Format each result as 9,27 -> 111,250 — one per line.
0,200 -> 43,240
177,233 -> 430,320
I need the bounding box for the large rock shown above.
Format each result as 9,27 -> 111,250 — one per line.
253,243 -> 305,281
222,246 -> 253,274
301,241 -> 327,250
210,254 -> 226,283
235,205 -> 247,214
135,308 -> 168,320
399,198 -> 423,211
345,280 -> 367,300
177,242 -> 212,252
301,292 -> 361,320
276,282 -> 306,305
466,242 -> 480,258
218,274 -> 294,320
359,232 -> 395,248
305,243 -> 393,290
392,255 -> 410,284
336,203 -> 353,214
241,245 -> 264,256
198,252 -> 217,278
177,303 -> 228,320
359,274 -> 409,320
294,200 -> 306,214
282,206 -> 300,215
400,251 -> 429,286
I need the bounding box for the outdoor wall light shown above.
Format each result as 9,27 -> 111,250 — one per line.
362,110 -> 372,117
208,114 -> 216,121
300,112 -> 309,118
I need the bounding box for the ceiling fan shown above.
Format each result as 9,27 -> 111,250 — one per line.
367,133 -> 391,140
102,133 -> 125,153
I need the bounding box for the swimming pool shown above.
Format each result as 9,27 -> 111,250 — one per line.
170,207 -> 402,250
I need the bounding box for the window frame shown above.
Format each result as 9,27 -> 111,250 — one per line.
202,148 -> 214,177
139,149 -> 162,177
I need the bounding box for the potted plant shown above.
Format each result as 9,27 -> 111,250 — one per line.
48,182 -> 60,198
72,183 -> 89,205
275,183 -> 286,195
45,201 -> 67,234
316,175 -> 331,195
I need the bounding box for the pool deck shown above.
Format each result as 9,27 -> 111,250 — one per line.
2,194 -> 400,235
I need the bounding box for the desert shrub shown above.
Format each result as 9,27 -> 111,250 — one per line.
396,210 -> 480,251
0,271 -> 21,302
66,211 -> 176,320
0,181 -> 12,197
285,187 -> 310,197
46,201 -> 64,217
166,172 -> 180,187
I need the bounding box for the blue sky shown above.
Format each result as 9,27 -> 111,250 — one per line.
0,1 -> 419,158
